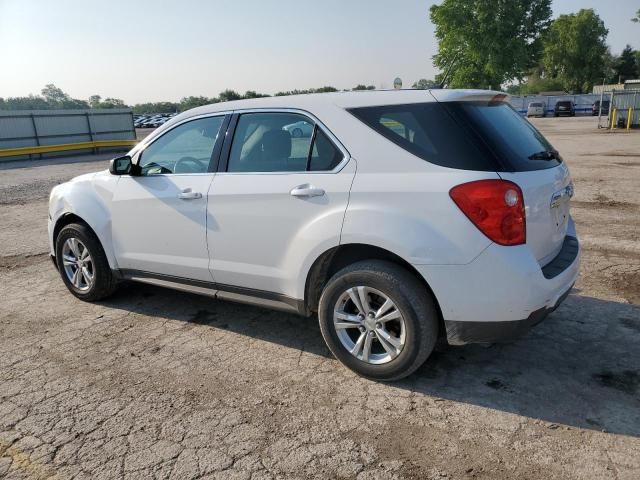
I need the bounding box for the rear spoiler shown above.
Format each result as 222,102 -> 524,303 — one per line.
428,90 -> 511,105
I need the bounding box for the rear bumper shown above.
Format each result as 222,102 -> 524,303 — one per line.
414,220 -> 580,345
443,284 -> 572,344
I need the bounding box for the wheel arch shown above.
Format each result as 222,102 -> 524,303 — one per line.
52,213 -> 115,270
304,243 -> 444,333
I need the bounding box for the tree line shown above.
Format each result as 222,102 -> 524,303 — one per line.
0,84 -> 378,113
427,1 -> 640,94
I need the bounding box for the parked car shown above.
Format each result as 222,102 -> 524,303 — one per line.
592,100 -> 610,116
48,90 -> 579,381
527,102 -> 545,117
554,100 -> 575,117
283,120 -> 314,137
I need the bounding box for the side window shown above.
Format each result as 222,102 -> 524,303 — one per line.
227,112 -> 343,173
139,116 -> 224,175
227,113 -> 313,172
309,129 -> 343,171
378,112 -> 436,154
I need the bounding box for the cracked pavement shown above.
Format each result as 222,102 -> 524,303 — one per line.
1,118 -> 639,479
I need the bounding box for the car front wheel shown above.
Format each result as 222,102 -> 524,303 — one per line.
55,223 -> 117,301
318,260 -> 438,381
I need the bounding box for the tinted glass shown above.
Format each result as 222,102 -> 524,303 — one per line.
139,116 -> 224,175
309,129 -> 343,171
348,102 -> 500,171
446,101 -> 561,171
228,113 -> 313,172
349,102 -> 561,172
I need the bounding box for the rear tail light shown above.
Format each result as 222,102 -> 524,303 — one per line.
449,180 -> 526,246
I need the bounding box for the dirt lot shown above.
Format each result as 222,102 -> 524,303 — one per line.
0,117 -> 638,479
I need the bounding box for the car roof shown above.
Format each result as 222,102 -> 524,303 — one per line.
138,89 -> 506,148
180,89 -> 506,117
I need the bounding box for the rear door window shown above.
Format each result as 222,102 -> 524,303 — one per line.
226,112 -> 344,173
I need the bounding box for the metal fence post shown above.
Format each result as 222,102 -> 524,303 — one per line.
608,91 -> 615,129
85,112 -> 96,154
29,113 -> 41,160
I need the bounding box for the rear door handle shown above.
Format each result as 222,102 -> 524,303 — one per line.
290,184 -> 325,198
178,188 -> 202,200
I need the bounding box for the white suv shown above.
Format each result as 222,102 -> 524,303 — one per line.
48,90 -> 580,380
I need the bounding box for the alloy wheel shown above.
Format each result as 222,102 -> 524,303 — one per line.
61,238 -> 94,291
333,286 -> 406,365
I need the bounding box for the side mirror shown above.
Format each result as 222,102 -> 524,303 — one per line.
109,155 -> 133,175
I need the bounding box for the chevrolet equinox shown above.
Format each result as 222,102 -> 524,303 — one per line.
49,90 -> 580,380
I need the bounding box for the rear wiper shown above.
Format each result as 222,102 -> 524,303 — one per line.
528,150 -> 558,161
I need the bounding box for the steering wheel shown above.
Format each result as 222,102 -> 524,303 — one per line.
174,156 -> 204,174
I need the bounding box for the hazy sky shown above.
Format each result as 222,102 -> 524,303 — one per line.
1,0 -> 638,103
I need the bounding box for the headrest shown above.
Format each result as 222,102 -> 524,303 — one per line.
262,129 -> 291,159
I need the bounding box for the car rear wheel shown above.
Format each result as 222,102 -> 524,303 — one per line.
55,223 -> 117,301
318,260 -> 438,381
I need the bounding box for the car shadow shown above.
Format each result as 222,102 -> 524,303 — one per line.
100,285 -> 640,437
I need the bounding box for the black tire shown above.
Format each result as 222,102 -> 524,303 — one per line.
292,128 -> 303,138
55,223 -> 117,301
318,260 -> 438,381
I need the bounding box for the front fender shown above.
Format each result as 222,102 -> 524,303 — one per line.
49,171 -> 119,269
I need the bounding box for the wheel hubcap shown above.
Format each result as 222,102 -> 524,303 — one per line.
333,286 -> 406,365
61,238 -> 94,291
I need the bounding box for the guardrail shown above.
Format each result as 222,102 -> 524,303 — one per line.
0,139 -> 138,158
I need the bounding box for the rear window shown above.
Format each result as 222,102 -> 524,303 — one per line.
445,101 -> 562,171
557,101 -> 572,107
348,102 -> 499,171
348,101 -> 561,172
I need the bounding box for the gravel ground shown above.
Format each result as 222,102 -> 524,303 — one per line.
0,117 -> 639,479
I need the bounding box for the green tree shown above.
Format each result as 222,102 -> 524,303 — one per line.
313,86 -> 338,93
41,84 -> 69,105
632,9 -> 640,23
274,86 -> 339,96
542,9 -> 608,93
0,95 -> 50,110
100,98 -> 126,108
412,79 -> 439,89
40,84 -> 88,109
179,96 -> 212,111
218,89 -> 242,102
612,45 -> 638,83
352,84 -> 375,90
243,90 -> 269,98
430,0 -> 552,89
506,75 -> 565,94
88,95 -> 102,108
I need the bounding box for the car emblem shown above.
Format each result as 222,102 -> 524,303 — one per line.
550,184 -> 573,208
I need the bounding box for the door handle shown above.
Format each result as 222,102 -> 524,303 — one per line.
178,188 -> 202,200
290,184 -> 325,198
